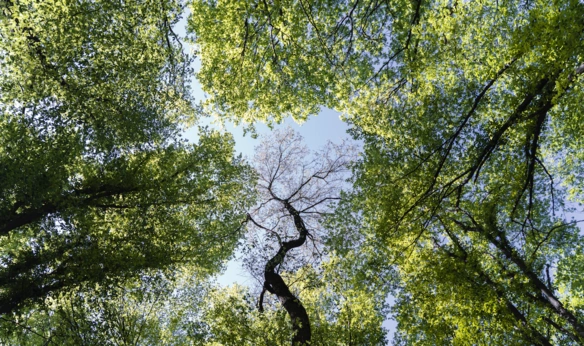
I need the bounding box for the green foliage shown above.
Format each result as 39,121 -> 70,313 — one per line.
0,0 -> 254,316
0,256 -> 387,345
190,0 -> 584,343
4,0 -> 584,343
0,269 -> 211,345
201,256 -> 388,346
1,0 -> 192,146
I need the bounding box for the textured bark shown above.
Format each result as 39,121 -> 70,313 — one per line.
264,271 -> 311,345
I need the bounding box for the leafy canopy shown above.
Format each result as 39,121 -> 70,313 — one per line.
189,0 -> 584,343
0,0 -> 253,315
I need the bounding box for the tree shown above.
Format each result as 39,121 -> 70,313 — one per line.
189,0 -> 584,343
0,0 -> 253,316
242,128 -> 356,344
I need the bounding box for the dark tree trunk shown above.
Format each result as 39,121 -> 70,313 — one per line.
260,201 -> 312,345
264,271 -> 311,345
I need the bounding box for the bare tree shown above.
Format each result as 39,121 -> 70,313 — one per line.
243,128 -> 355,345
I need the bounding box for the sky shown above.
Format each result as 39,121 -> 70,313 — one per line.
183,107 -> 352,160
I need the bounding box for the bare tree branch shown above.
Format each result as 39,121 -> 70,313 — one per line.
242,128 -> 356,345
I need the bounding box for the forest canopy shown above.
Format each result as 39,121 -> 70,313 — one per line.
2,0 -> 584,345
189,0 -> 584,344
0,0 -> 252,320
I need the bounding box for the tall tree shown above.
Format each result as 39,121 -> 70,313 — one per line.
189,0 -> 584,343
0,0 -> 253,316
243,128 -> 354,344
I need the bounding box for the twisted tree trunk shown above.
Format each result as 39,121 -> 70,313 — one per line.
260,201 -> 311,345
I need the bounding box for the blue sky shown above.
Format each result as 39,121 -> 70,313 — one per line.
183,108 -> 352,159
